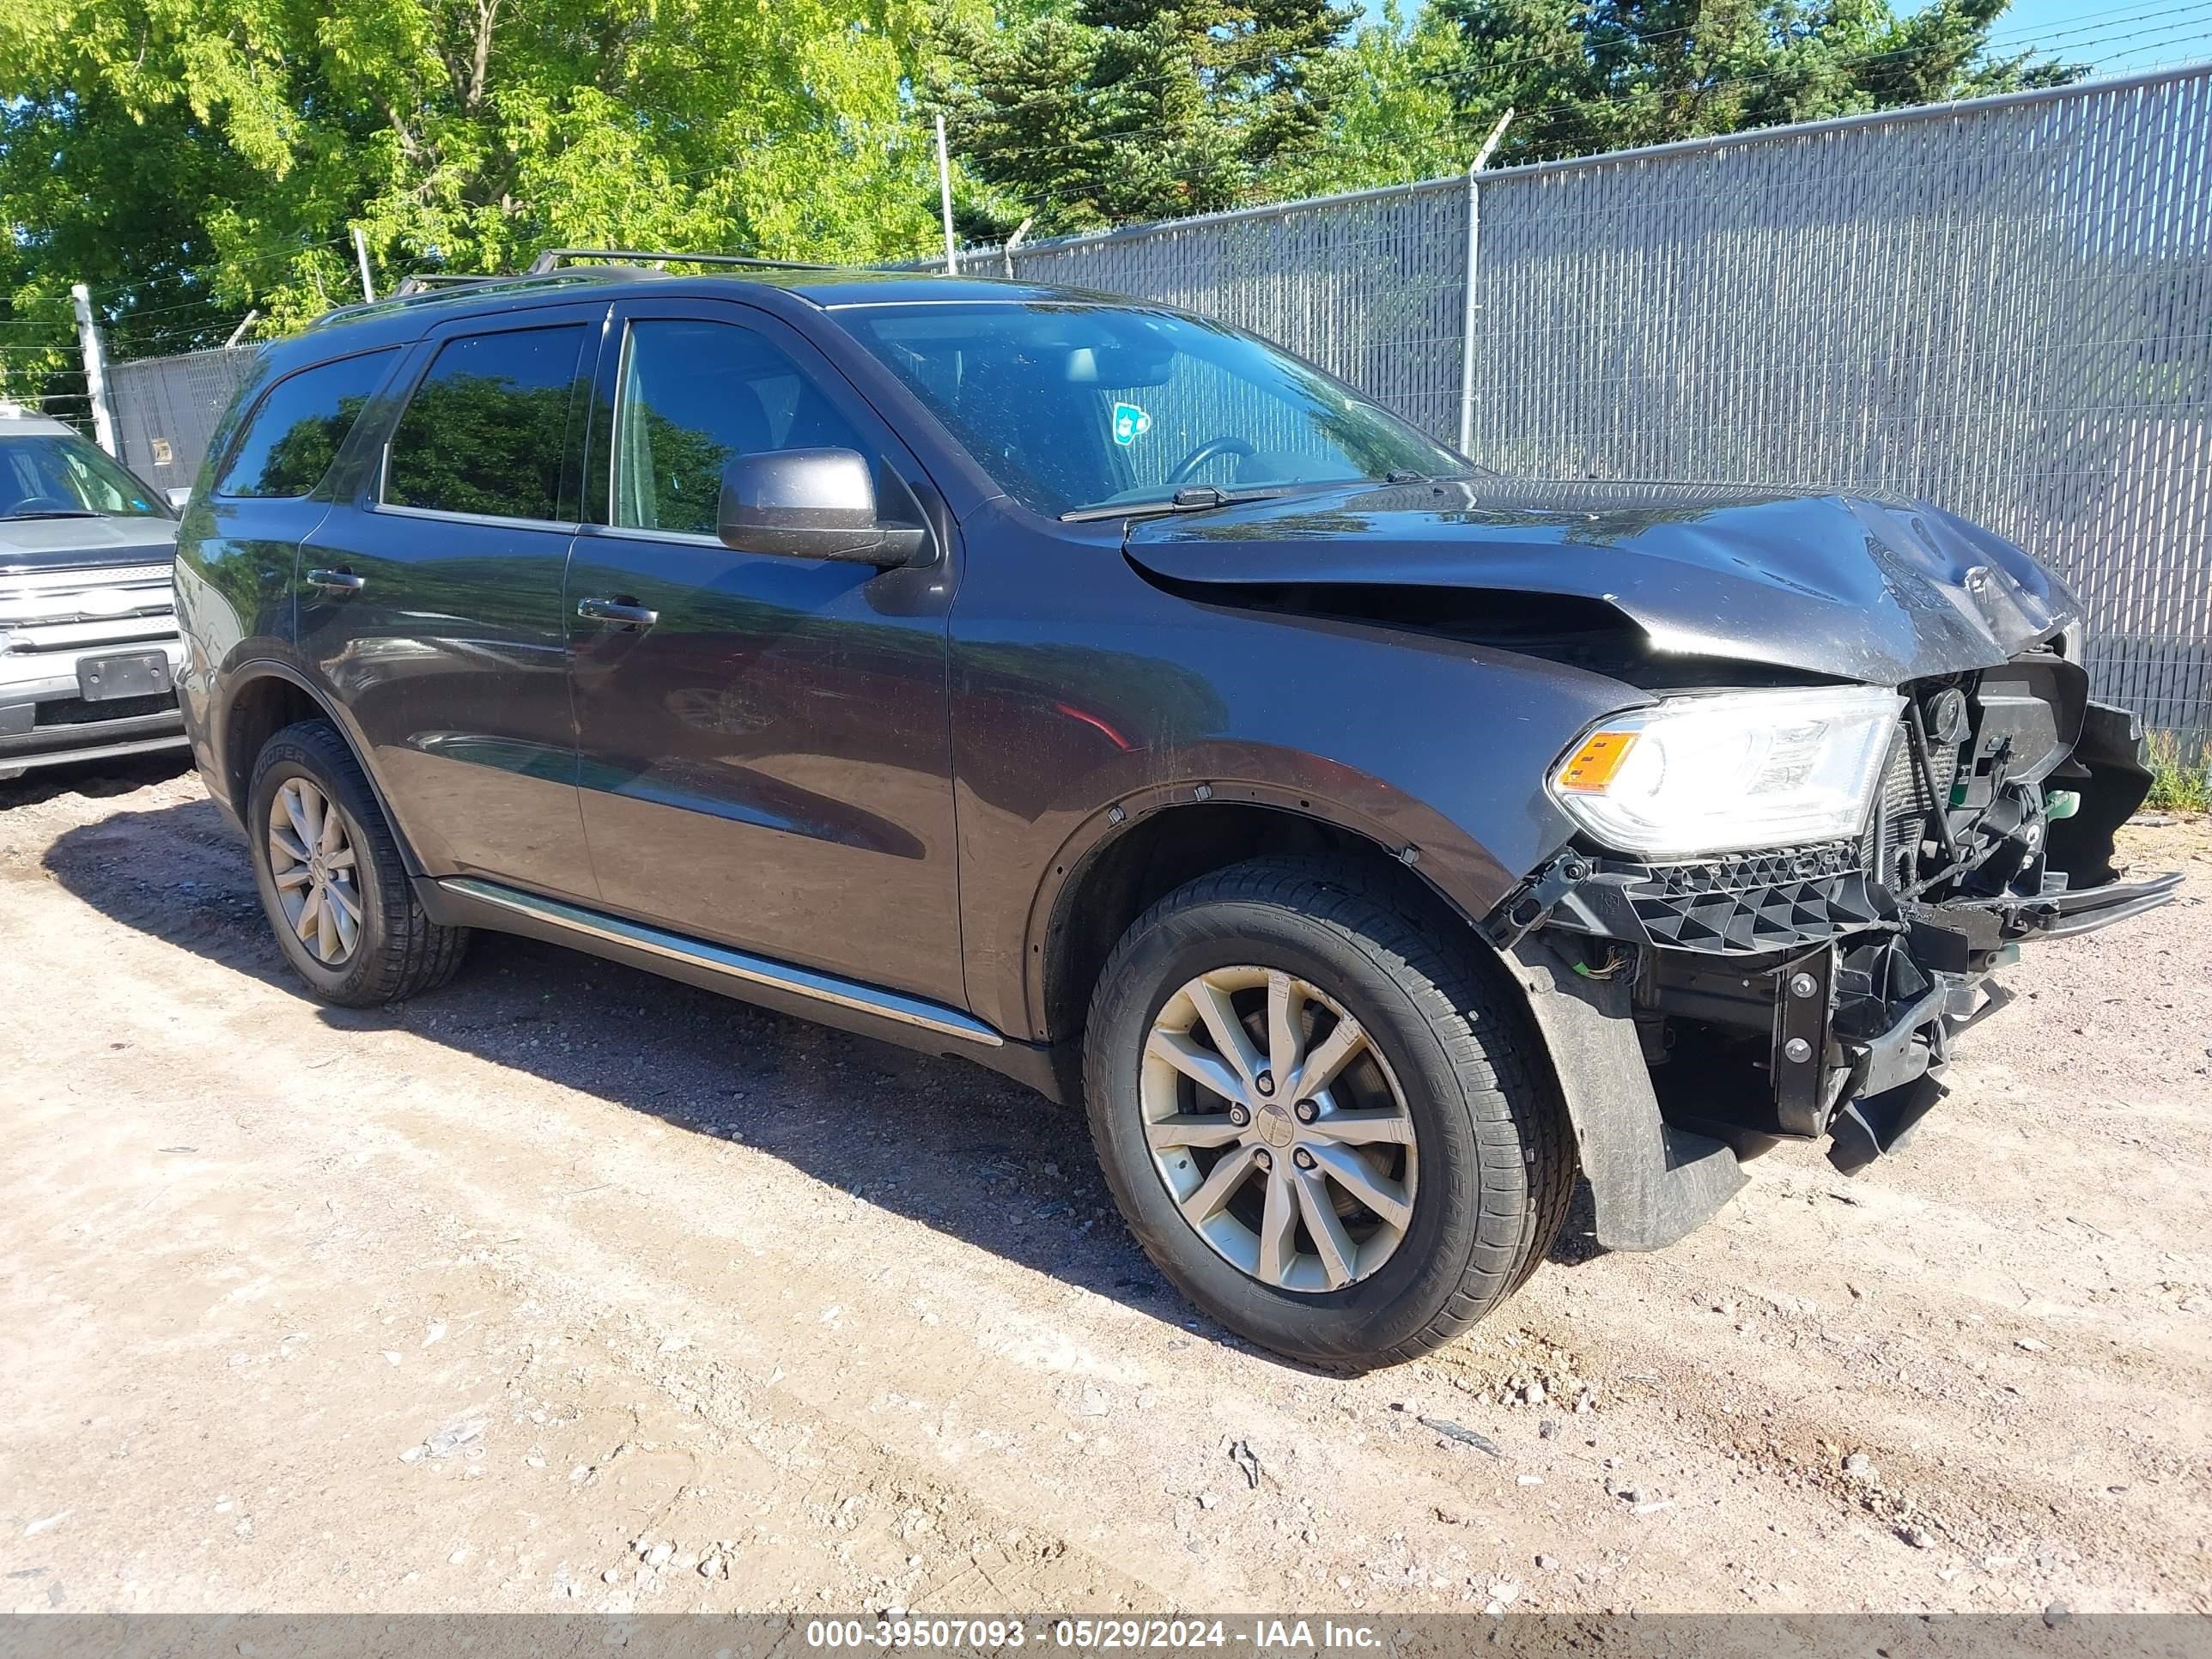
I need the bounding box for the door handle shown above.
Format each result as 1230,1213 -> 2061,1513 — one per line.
577,596 -> 659,630
306,568 -> 366,596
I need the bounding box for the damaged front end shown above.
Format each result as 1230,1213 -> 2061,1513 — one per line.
1492,648 -> 2180,1201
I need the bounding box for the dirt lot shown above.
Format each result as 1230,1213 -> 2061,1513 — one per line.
2,757 -> 2208,1618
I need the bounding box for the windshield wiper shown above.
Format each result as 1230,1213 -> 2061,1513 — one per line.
0,508 -> 100,520
1059,484 -> 1285,524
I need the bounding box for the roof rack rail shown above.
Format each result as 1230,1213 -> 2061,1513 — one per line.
391,272 -> 505,298
526,248 -> 840,276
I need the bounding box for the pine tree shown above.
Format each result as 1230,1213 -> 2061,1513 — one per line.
1426,0 -> 2088,165
936,0 -> 1358,234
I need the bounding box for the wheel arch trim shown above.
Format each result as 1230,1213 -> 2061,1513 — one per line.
1018,776 -> 1512,1043
216,659 -> 428,878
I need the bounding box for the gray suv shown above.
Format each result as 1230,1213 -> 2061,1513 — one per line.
0,404 -> 184,782
175,258 -> 2177,1369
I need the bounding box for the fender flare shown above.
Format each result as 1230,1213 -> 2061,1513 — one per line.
216,659 -> 428,878
1019,774 -> 1503,1039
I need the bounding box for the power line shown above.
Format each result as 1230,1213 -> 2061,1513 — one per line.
90,235 -> 357,311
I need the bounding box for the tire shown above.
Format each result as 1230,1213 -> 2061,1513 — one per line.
246,718 -> 469,1006
1084,858 -> 1573,1370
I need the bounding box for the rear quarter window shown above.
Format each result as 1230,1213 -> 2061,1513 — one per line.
215,349 -> 397,499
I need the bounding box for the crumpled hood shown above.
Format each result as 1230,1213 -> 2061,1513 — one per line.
1125,477 -> 2076,685
0,513 -> 178,574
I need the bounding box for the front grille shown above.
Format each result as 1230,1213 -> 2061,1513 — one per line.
0,700 -> 182,757
0,561 -> 176,653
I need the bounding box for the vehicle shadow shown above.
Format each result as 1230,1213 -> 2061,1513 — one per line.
0,750 -> 193,811
40,796 -> 1605,1362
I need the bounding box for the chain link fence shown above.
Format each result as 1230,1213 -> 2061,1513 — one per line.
969,64 -> 2212,747
107,346 -> 258,501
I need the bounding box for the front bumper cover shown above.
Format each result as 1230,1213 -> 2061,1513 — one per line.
0,641 -> 187,775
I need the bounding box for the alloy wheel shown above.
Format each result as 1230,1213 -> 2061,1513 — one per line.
1140,966 -> 1418,1292
267,776 -> 362,966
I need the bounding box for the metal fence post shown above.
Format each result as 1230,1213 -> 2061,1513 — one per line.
1458,109 -> 1514,459
352,228 -> 376,303
69,283 -> 118,457
1003,216 -> 1034,281
936,115 -> 959,275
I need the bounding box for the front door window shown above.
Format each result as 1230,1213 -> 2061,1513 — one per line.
611,319 -> 881,537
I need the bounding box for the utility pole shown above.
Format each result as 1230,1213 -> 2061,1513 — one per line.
1458,107 -> 1514,459
69,283 -> 118,458
352,228 -> 376,303
935,114 -> 959,276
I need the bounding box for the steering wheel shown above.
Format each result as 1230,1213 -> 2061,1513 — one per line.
8,495 -> 76,514
1167,435 -> 1258,486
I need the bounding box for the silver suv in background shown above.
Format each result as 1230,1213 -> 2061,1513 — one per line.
0,403 -> 183,783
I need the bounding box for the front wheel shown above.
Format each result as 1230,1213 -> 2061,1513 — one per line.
1084,860 -> 1573,1369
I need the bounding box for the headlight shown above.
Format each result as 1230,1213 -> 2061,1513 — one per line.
1549,686 -> 1903,859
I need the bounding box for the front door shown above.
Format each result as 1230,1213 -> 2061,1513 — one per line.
565,301 -> 962,999
300,307 -> 602,901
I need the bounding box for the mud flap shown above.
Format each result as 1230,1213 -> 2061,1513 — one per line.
1507,939 -> 1747,1251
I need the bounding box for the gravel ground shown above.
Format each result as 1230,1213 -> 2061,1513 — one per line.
2,756 -> 2208,1617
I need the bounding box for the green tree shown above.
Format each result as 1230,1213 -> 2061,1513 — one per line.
1426,0 -> 2088,164
0,0 -> 946,368
1270,1 -> 1474,195
934,0 -> 1358,234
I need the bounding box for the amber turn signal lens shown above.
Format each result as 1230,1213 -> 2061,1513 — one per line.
1556,731 -> 1638,793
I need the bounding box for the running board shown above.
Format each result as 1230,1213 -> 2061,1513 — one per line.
435,878 -> 1004,1048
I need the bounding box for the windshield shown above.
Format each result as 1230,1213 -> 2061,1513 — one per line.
0,431 -> 168,520
834,302 -> 1470,519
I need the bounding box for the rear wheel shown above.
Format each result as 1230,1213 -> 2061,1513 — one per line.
246,719 -> 468,1006
1084,859 -> 1573,1369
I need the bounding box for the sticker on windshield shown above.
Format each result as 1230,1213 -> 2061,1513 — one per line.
1111,402 -> 1152,447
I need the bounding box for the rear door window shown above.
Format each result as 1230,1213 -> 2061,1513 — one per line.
384,325 -> 588,522
213,349 -> 396,499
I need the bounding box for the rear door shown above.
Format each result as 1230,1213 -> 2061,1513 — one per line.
563,297 -> 962,997
298,304 -> 605,900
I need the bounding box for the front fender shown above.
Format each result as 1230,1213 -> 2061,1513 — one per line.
949,509 -> 1650,1038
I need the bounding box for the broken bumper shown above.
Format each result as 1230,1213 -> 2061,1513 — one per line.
1504,849 -> 2181,1193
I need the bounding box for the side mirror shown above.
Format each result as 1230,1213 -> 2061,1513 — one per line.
716,448 -> 929,567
